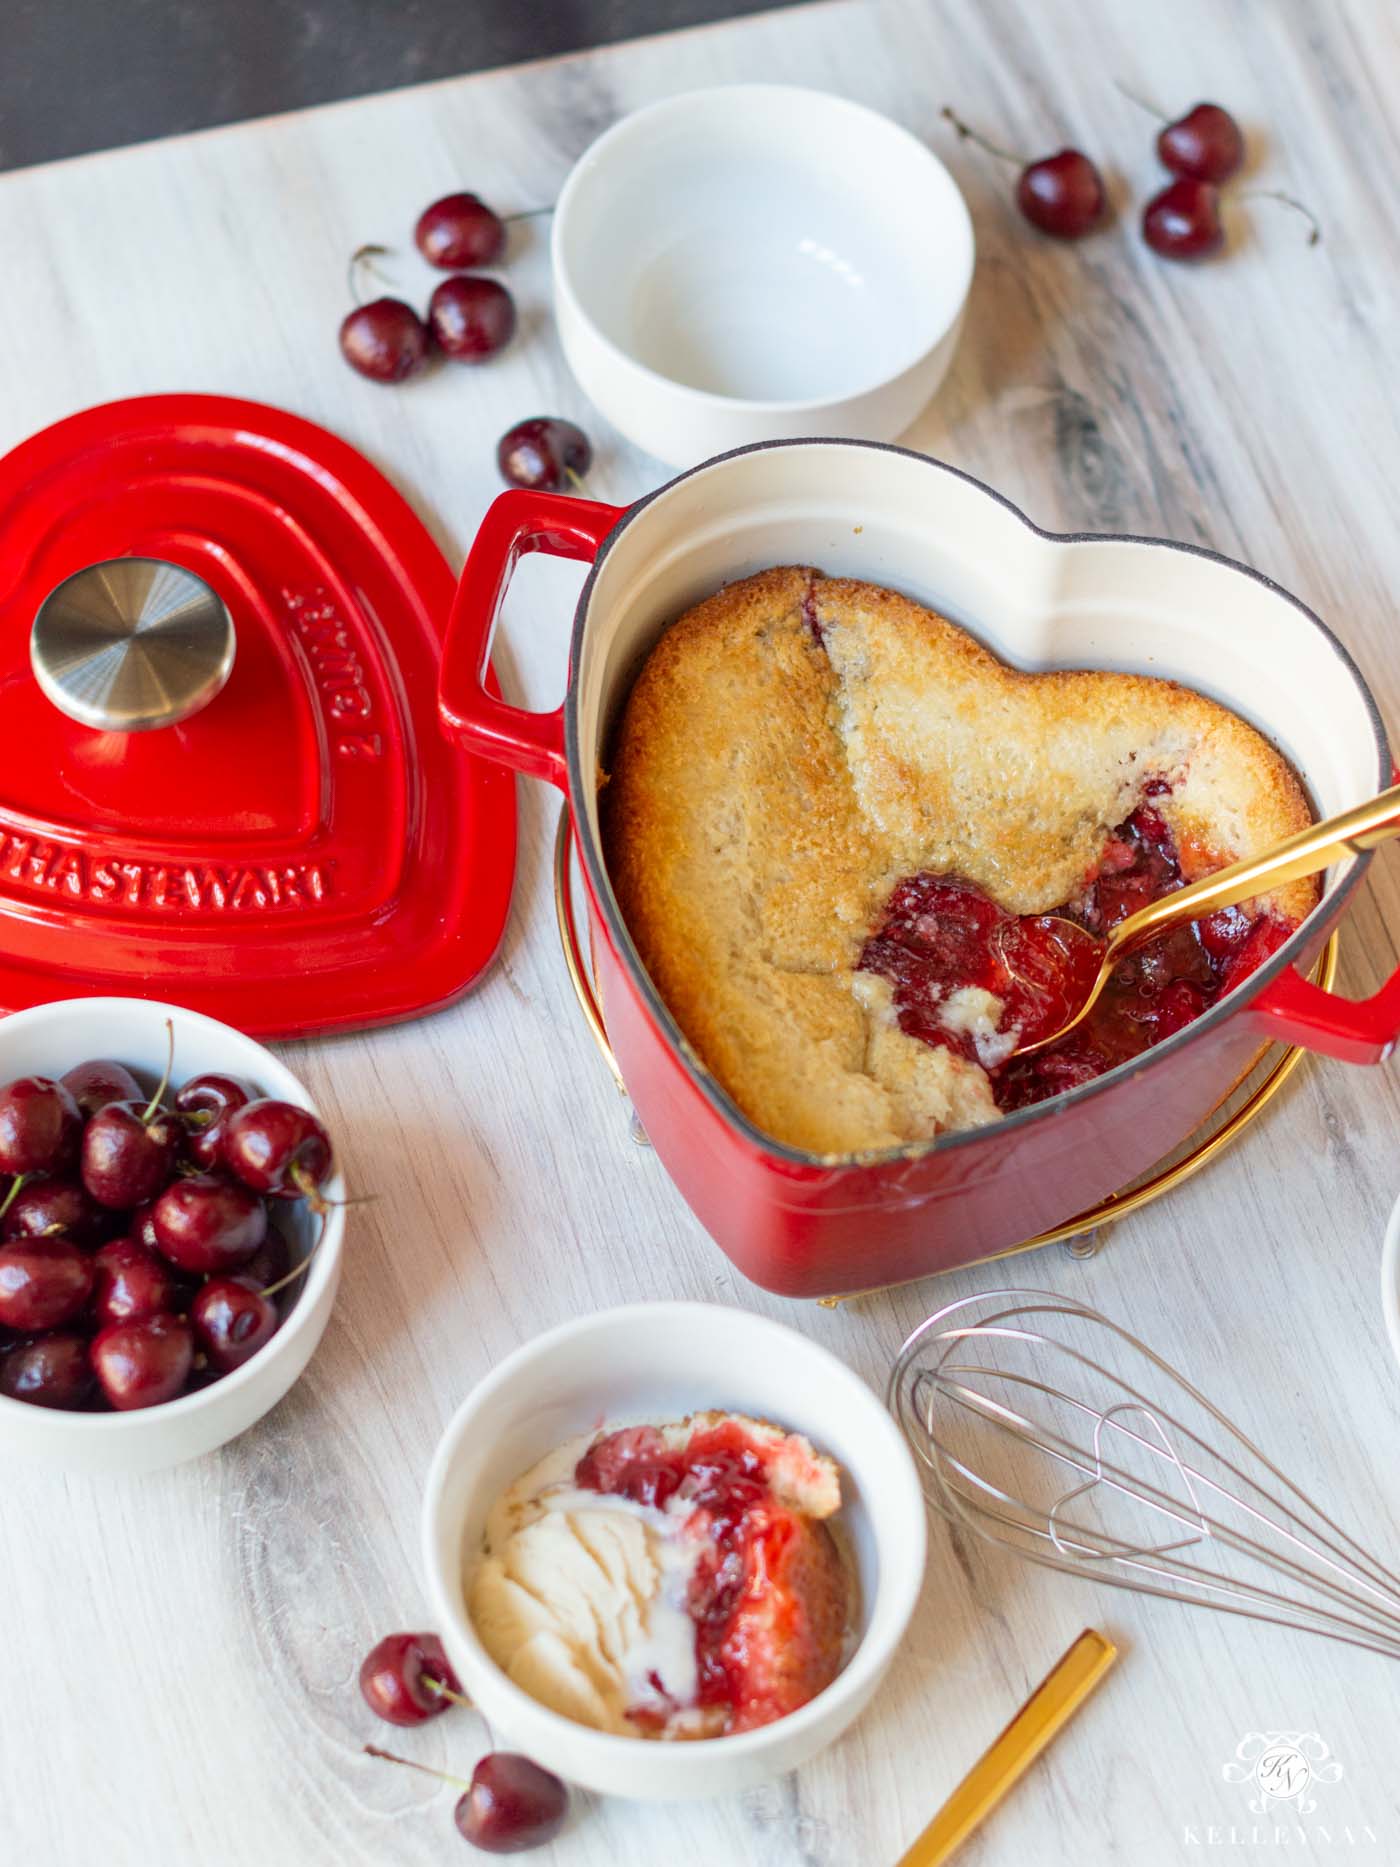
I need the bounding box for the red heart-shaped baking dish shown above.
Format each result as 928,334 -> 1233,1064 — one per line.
438,439 -> 1396,1295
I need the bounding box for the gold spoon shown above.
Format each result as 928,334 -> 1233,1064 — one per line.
1004,780 -> 1400,1059
894,1628 -> 1118,1866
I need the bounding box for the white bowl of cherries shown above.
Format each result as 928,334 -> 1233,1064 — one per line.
0,996 -> 344,1475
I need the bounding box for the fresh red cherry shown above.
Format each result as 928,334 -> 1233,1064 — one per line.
1142,177 -> 1224,259
91,1314 -> 193,1410
176,1073 -> 255,1170
457,1753 -> 569,1854
1016,149 -> 1107,238
152,1173 -> 266,1274
129,1200 -> 160,1251
0,1076 -> 82,1175
1158,102 -> 1245,184
240,1232 -> 291,1306
91,1237 -> 181,1330
82,1100 -> 182,1208
428,276 -> 517,362
1118,83 -> 1245,187
0,1236 -> 94,1331
365,1746 -> 566,1855
340,299 -> 433,383
237,1224 -> 291,1294
415,192 -> 507,269
0,1332 -> 95,1410
61,1058 -> 143,1119
941,107 -> 1106,239
359,1633 -> 463,1725
192,1278 -> 278,1372
496,418 -> 593,493
222,1100 -> 333,1206
2,1175 -> 121,1249
175,1072 -> 253,1115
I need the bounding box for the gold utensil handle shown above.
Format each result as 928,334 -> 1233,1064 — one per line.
1118,781 -> 1400,954
894,1628 -> 1118,1867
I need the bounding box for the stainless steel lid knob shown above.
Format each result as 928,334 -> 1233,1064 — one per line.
30,557 -> 235,732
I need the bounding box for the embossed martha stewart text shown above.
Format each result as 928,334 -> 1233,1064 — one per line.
0,833 -> 331,913
285,586 -> 384,760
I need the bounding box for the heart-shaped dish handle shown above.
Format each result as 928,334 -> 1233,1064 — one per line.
1246,758 -> 1400,1066
438,488 -> 625,789
1246,966 -> 1400,1064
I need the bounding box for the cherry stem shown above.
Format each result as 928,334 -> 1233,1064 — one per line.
348,243 -> 393,307
290,1161 -> 328,1215
423,1677 -> 473,1710
287,1162 -> 376,1216
141,1020 -> 174,1126
260,1209 -> 327,1301
0,1173 -> 26,1220
564,465 -> 586,493
503,205 -> 554,223
1115,79 -> 1167,124
940,105 -> 1023,169
1243,189 -> 1322,246
364,1746 -> 472,1795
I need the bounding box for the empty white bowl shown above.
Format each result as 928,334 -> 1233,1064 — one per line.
421,1300 -> 927,1799
0,997 -> 344,1476
552,85 -> 974,466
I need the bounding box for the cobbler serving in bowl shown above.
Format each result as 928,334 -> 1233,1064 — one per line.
469,1411 -> 855,1741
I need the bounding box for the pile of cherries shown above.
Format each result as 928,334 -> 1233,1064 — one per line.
1139,100 -> 1247,259
338,189 -> 593,496
0,1036 -> 333,1413
360,1632 -> 568,1854
943,91 -> 1316,258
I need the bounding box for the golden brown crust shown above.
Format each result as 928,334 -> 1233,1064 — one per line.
602,570 -> 1318,1154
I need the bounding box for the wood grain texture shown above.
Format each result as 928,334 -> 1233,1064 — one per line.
4,2 -> 1400,1862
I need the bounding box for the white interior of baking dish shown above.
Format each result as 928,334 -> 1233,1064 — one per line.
576,441 -> 1386,919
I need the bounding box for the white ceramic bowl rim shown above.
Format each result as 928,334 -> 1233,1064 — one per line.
550,84 -> 975,414
0,996 -> 345,1434
560,437 -> 1391,1169
421,1300 -> 927,1769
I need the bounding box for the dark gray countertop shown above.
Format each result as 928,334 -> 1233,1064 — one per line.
3,0 -> 800,171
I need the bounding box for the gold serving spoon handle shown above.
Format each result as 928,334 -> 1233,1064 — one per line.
1010,780 -> 1400,1059
894,1628 -> 1118,1866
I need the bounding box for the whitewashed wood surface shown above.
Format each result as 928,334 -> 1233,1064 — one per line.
5,2 -> 1400,1862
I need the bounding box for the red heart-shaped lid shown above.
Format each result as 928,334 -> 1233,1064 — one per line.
0,394 -> 515,1034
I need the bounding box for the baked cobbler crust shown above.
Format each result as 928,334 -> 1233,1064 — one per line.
602,568 -> 1316,1154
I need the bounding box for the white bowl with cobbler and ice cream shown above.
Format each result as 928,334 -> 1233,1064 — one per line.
421,1303 -> 926,1800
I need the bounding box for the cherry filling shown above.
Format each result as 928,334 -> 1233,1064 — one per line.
574,1421 -> 844,1733
858,804 -> 1294,1113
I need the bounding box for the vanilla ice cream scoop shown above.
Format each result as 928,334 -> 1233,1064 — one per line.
469,1437 -> 702,1737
